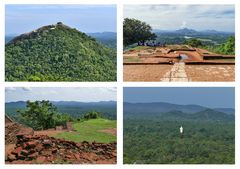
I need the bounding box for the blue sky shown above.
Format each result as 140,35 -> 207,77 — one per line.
124,5 -> 235,32
6,5 -> 116,35
124,87 -> 235,108
6,87 -> 116,102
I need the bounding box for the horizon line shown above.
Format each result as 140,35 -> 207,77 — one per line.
152,28 -> 235,33
6,100 -> 116,103
124,101 -> 234,109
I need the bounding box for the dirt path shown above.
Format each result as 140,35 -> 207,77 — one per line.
34,129 -> 65,136
99,128 -> 116,136
34,122 -> 74,136
161,62 -> 190,82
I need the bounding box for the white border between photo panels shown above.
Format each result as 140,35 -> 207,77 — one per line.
0,0 -> 5,166
1,0 -> 239,168
234,1 -> 239,167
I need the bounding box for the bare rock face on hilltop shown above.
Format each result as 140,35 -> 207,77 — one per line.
6,135 -> 117,164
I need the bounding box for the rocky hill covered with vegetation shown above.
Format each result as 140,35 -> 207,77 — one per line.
5,22 -> 116,81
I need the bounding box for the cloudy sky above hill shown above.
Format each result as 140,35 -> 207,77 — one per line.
6,87 -> 116,102
124,5 -> 235,32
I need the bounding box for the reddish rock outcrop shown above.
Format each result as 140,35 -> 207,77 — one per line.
6,135 -> 116,164
5,122 -> 34,145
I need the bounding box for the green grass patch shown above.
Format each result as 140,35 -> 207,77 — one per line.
53,118 -> 116,143
204,58 -> 235,61
127,46 -> 153,51
126,58 -> 142,63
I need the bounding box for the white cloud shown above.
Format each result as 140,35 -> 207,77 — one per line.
21,87 -> 32,91
180,21 -> 187,29
5,87 -> 17,92
5,87 -> 116,102
124,5 -> 234,32
105,87 -> 117,93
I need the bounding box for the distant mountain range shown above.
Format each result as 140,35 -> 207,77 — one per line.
6,101 -> 117,121
149,28 -> 235,46
124,102 -> 234,121
87,32 -> 116,49
153,28 -> 234,35
87,32 -> 116,38
160,109 -> 234,121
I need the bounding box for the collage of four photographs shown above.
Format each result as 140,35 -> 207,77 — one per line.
2,2 -> 236,165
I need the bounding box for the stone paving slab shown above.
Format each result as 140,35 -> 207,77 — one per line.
160,62 -> 190,82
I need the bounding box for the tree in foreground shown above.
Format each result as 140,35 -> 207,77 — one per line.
202,36 -> 235,55
123,18 -> 156,47
220,36 -> 235,54
19,100 -> 72,130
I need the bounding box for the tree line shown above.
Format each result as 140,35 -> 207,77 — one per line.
18,100 -> 104,130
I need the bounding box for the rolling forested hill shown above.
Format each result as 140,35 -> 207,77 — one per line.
124,102 -> 234,119
5,22 -> 116,81
153,28 -> 234,46
87,32 -> 116,49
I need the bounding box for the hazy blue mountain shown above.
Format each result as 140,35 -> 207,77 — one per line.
5,35 -> 17,44
153,28 -> 234,35
87,32 -> 116,49
124,102 -> 234,120
152,28 -> 234,45
160,109 -> 234,122
175,28 -> 198,34
191,109 -> 234,121
213,108 -> 235,115
6,101 -> 117,120
125,102 -> 207,114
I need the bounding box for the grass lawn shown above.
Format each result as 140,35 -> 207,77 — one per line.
53,118 -> 116,143
126,46 -> 153,52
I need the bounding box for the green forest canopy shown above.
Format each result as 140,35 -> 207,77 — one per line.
124,119 -> 234,164
5,23 -> 116,81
